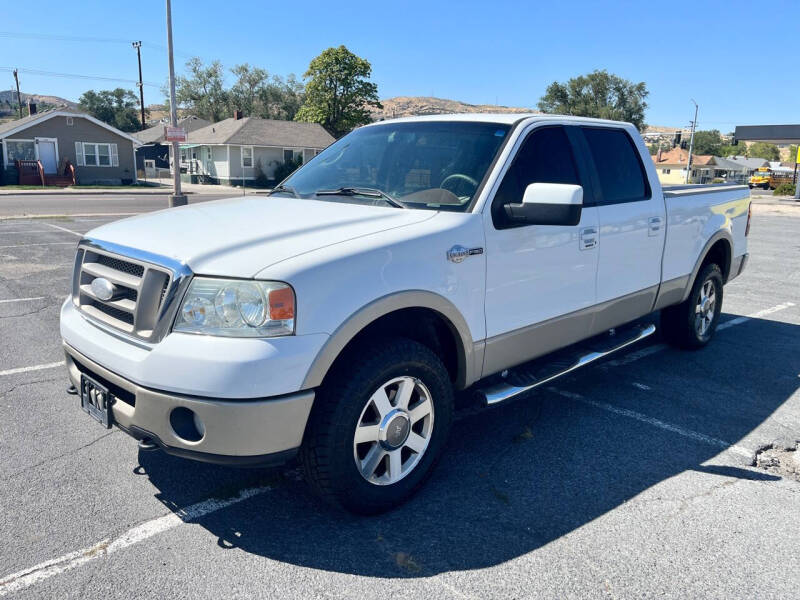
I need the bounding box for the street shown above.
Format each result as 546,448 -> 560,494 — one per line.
0,196 -> 798,598
0,192 -> 248,219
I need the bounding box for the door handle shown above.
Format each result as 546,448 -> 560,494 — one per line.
648,217 -> 662,237
580,227 -> 597,250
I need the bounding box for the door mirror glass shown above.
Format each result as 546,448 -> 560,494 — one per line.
504,183 -> 583,226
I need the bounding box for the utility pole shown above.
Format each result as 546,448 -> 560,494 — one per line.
165,0 -> 186,207
684,99 -> 698,184
132,41 -> 146,131
12,69 -> 22,119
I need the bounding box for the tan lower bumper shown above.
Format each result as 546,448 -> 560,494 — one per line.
64,343 -> 314,463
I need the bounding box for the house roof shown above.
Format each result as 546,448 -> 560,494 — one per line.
134,116 -> 212,144
651,146 -> 713,166
0,109 -> 142,144
710,156 -> 746,171
724,156 -> 769,169
186,117 -> 335,149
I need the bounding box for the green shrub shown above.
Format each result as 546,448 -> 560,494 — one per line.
253,159 -> 270,188
272,156 -> 303,185
773,183 -> 796,196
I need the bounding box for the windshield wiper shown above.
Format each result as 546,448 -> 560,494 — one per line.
269,184 -> 299,198
315,187 -> 406,209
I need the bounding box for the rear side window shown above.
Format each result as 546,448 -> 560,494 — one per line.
492,126 -> 580,226
582,128 -> 649,203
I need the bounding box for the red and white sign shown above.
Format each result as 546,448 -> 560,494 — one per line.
164,126 -> 187,142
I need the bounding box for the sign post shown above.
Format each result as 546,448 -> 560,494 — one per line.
165,0 -> 187,208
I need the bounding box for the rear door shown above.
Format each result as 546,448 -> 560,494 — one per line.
577,126 -> 666,329
482,124 -> 600,375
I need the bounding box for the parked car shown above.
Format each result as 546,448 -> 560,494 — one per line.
61,114 -> 751,513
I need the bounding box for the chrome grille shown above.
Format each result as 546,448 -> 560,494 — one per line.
72,240 -> 192,342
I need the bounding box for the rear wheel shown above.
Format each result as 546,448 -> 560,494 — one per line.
301,338 -> 453,514
662,263 -> 723,349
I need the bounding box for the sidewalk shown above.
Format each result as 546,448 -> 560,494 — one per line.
0,180 -> 270,196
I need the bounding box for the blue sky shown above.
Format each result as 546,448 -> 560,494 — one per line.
2,0 -> 797,130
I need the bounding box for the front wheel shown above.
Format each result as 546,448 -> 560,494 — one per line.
301,338 -> 453,514
662,263 -> 723,349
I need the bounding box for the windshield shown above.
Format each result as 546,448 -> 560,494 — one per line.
277,121 -> 511,211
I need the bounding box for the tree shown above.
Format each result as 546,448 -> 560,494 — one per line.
786,144 -> 798,165
690,130 -> 722,155
294,45 -> 381,137
747,142 -> 780,161
78,88 -> 144,132
537,70 -> 648,131
175,58 -> 229,122
229,64 -> 305,121
719,144 -> 745,158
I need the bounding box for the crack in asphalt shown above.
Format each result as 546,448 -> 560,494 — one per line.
0,303 -> 54,320
0,430 -> 119,484
0,375 -> 63,399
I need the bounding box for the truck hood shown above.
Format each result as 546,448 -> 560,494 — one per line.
86,196 -> 436,277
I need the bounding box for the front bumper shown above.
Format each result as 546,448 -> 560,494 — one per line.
65,343 -> 314,465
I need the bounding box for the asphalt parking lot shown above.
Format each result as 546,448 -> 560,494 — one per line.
1,197 -> 798,598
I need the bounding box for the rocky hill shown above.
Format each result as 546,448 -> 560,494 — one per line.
0,90 -> 77,110
370,96 -> 537,120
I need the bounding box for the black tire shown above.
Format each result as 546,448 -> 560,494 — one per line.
301,337 -> 453,514
661,263 -> 723,349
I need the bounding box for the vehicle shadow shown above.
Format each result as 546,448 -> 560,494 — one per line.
137,314 -> 797,577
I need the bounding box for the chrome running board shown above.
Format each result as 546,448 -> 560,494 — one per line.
478,323 -> 656,406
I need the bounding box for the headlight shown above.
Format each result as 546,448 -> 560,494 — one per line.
174,278 -> 295,337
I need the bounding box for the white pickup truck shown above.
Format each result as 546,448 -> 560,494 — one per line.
61,114 -> 751,513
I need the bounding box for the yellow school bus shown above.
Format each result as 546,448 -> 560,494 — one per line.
749,167 -> 770,189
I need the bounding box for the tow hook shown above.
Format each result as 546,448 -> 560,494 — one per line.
66,385 -> 78,395
138,438 -> 160,452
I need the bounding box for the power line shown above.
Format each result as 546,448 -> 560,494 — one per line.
0,66 -> 160,87
0,31 -> 197,59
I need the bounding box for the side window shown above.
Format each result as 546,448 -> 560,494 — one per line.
492,126 -> 580,227
582,128 -> 649,203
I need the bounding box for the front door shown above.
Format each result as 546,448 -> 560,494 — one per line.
577,126 -> 666,331
37,139 -> 58,173
482,125 -> 599,376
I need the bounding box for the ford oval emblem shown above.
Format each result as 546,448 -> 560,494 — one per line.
91,277 -> 117,301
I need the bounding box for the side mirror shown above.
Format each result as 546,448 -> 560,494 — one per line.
504,183 -> 583,226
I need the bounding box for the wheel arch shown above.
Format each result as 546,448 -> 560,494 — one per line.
680,230 -> 733,302
301,291 -> 480,391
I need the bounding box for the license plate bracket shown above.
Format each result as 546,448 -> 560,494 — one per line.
80,374 -> 113,428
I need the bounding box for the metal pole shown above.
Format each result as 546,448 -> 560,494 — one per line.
132,42 -> 146,131
684,99 -> 698,184
166,0 -> 186,207
13,69 -> 22,119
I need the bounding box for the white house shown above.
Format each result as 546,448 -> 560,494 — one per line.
169,116 -> 335,185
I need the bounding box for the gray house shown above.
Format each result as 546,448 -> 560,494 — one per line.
0,109 -> 141,185
169,116 -> 335,185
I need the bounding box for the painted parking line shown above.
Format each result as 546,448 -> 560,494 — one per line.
548,387 -> 752,459
605,301 -> 796,368
0,361 -> 65,378
0,230 -> 57,234
0,485 -> 272,597
0,297 -> 46,304
44,223 -> 83,237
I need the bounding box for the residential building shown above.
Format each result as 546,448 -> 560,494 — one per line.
0,109 -> 140,185
133,115 -> 211,177
650,147 -> 747,184
168,116 -> 335,185
724,156 -> 769,177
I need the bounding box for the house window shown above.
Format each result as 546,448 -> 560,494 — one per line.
661,168 -> 671,174
241,146 -> 253,168
283,149 -> 293,163
4,139 -> 35,165
180,148 -> 188,163
206,147 -> 212,160
66,117 -> 74,126
81,142 -> 117,167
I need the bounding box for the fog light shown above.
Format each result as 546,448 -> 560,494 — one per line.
169,407 -> 205,442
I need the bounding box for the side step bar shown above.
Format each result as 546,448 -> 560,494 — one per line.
478,323 -> 656,406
